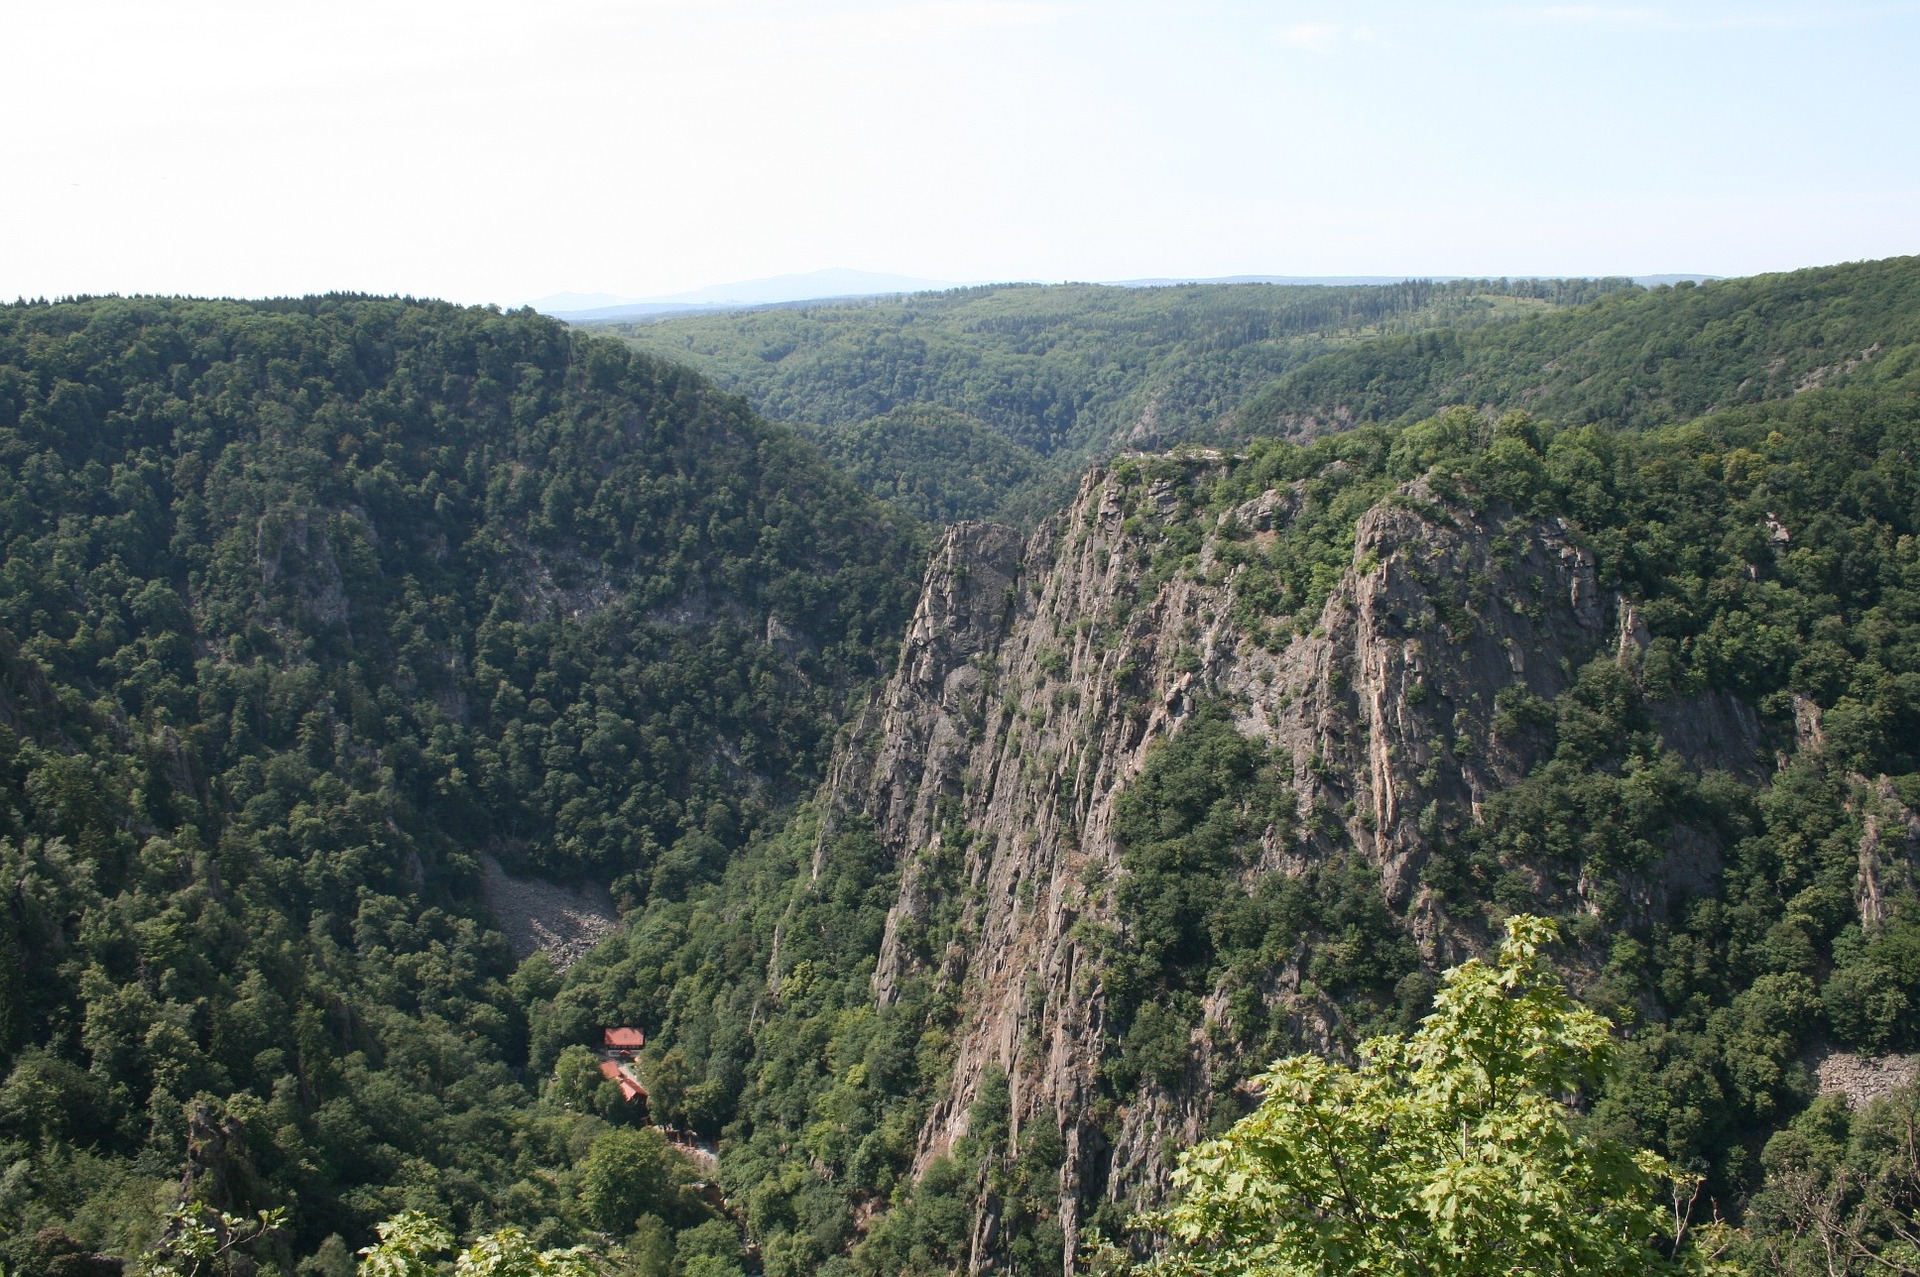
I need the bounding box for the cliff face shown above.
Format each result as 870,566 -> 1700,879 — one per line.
816,457 -> 1767,1273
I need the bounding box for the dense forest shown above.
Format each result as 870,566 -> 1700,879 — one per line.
607,263 -> 1920,532
608,278 -> 1630,522
1232,256 -> 1920,437
794,404 -> 1050,525
540,375 -> 1920,1275
5,261 -> 1920,1277
0,296 -> 919,1275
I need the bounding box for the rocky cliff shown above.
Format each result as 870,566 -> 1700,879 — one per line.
814,451 -> 1773,1273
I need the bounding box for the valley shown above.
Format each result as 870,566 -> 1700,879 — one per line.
4,260 -> 1920,1276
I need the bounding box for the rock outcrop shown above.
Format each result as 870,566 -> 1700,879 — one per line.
815,456 -> 1771,1273
480,853 -> 621,971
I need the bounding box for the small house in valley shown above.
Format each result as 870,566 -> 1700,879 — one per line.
597,1027 -> 649,1107
598,1057 -> 647,1104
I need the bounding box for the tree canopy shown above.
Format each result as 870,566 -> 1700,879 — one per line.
1126,916 -> 1724,1277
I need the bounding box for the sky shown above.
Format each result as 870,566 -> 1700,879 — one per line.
4,0 -> 1917,307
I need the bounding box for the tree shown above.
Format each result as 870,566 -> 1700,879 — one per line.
356,1213 -> 596,1277
668,1220 -> 746,1277
141,1205 -> 288,1277
453,1229 -> 596,1277
1741,1087 -> 1920,1276
1119,916 -> 1729,1276
579,1127 -> 683,1233
354,1214 -> 453,1277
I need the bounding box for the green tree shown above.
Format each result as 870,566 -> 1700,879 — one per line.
1741,1086 -> 1920,1276
1123,916 -> 1726,1276
356,1213 -> 595,1277
354,1213 -> 453,1277
579,1128 -> 684,1233
142,1205 -> 288,1277
668,1219 -> 745,1277
453,1229 -> 595,1277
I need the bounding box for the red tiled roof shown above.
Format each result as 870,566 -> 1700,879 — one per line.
597,1058 -> 648,1103
603,1027 -> 646,1049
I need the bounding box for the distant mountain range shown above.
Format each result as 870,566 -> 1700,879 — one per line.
1110,273 -> 1720,289
525,269 -> 958,323
526,270 -> 1722,325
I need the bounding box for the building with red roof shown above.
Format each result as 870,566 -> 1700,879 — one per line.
597,1058 -> 647,1104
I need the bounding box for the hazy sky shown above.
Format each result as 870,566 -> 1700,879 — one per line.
5,0 -> 1916,306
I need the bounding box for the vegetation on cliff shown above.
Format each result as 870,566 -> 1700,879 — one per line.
1119,917 -> 1721,1277
537,377 -> 1920,1274
7,261 -> 1920,1276
1090,381 -> 1920,1198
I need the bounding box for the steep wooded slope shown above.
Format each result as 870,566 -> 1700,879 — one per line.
796,404 -> 1049,525
14,279 -> 1920,1277
0,296 -> 920,1268
633,385 -> 1920,1275
1234,255 -> 1920,437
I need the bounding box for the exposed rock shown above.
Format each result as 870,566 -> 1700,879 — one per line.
816,459 -> 1775,1274
1854,776 -> 1920,931
506,528 -> 625,622
1793,343 -> 1882,394
256,506 -> 353,634
480,854 -> 620,970
1647,692 -> 1765,781
1794,693 -> 1826,752
1810,1046 -> 1920,1109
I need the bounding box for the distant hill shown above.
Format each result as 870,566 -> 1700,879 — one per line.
530,268 -> 958,323
602,261 -> 1920,525
1108,273 -> 1719,288
609,276 -> 1631,520
1232,256 -> 1920,436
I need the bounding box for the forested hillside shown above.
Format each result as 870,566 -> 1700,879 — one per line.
608,278 -> 1627,521
0,296 -> 919,1273
795,404 -> 1049,524
538,370 -> 1920,1275
605,262 -> 1920,530
8,262 -> 1920,1277
1233,255 -> 1920,436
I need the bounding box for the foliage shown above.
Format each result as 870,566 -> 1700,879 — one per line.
354,1212 -> 455,1277
0,295 -> 916,1267
542,373 -> 1920,1270
577,1128 -> 706,1234
10,263 -> 1920,1276
797,404 -> 1052,525
1092,379 -> 1920,1245
356,1211 -> 597,1277
610,279 -> 1628,520
1100,705 -> 1416,1094
541,802 -> 974,1277
1124,917 -> 1722,1277
142,1204 -> 288,1277
1237,256 -> 1920,437
1739,1085 -> 1920,1276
